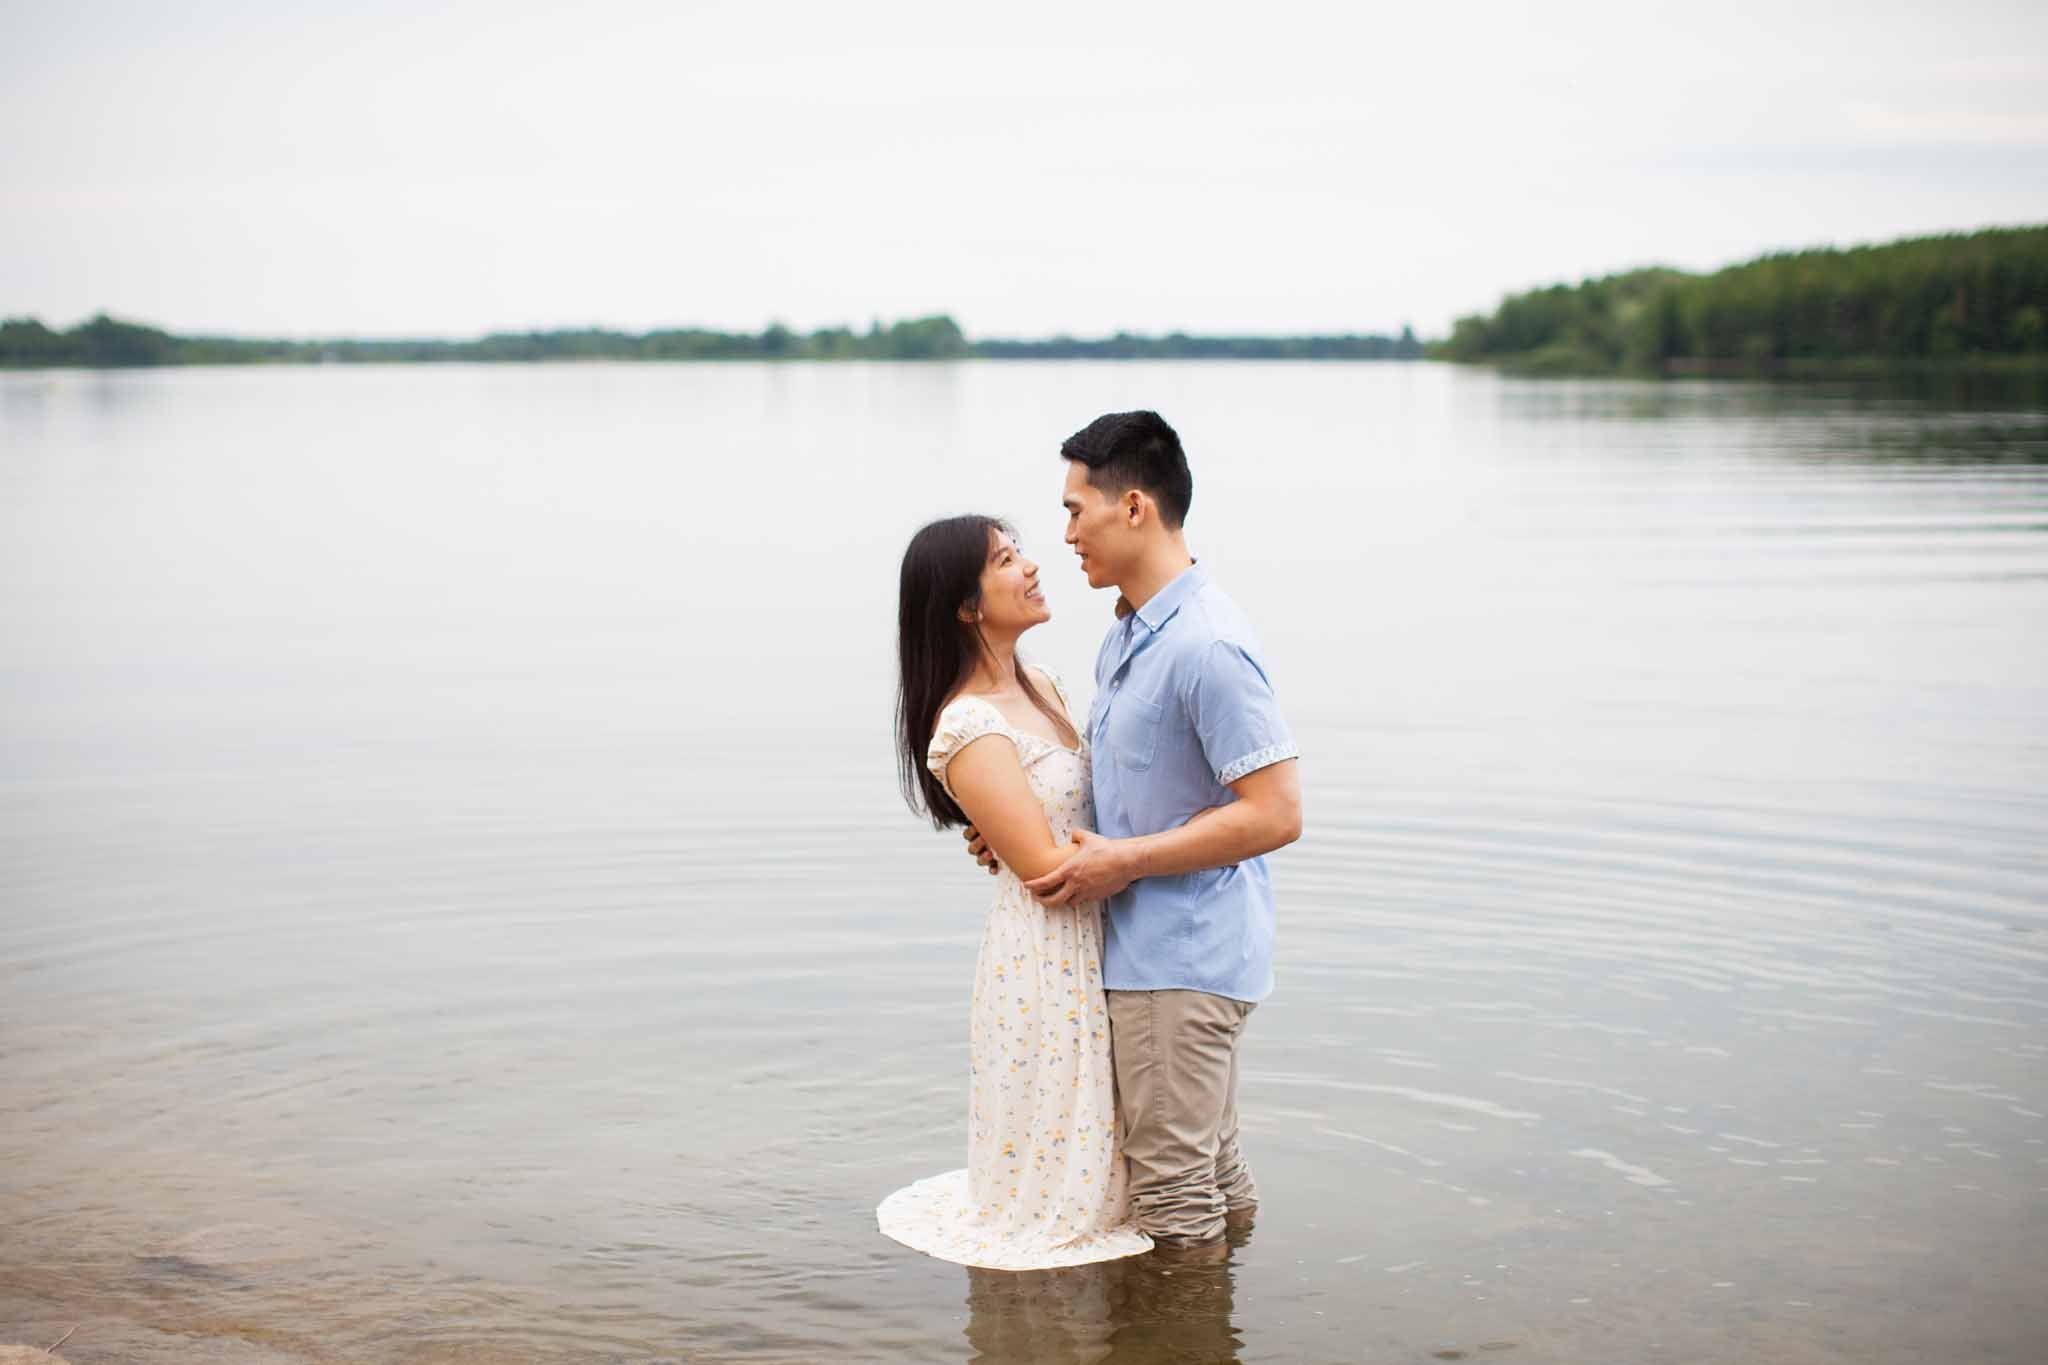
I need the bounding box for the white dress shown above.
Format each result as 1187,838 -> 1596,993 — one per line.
876,678 -> 1153,1270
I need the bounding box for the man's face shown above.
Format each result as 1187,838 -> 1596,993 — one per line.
1061,460 -> 1128,590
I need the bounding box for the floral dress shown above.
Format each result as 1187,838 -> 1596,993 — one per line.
876,675 -> 1152,1270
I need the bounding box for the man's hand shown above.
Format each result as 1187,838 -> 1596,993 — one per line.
1024,830 -> 1136,907
962,824 -> 999,875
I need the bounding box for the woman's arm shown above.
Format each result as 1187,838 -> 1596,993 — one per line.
943,734 -> 1076,883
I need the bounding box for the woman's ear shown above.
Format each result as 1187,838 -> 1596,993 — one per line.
957,600 -> 979,624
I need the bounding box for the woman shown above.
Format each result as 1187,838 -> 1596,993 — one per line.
877,515 -> 1151,1270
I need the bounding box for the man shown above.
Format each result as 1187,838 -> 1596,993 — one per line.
966,409 -> 1303,1248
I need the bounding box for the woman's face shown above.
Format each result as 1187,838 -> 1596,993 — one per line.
971,529 -> 1050,633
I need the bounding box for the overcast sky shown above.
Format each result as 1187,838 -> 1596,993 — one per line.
4,0 -> 2045,339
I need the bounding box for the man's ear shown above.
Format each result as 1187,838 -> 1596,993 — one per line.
1125,489 -> 1150,527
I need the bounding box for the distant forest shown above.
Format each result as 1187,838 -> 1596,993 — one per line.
15,225 -> 2044,374
977,328 -> 1424,360
1439,225 -> 2048,375
0,313 -> 1425,368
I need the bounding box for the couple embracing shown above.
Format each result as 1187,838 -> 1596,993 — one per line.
880,410 -> 1303,1270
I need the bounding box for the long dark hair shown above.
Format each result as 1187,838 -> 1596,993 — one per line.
896,514 -> 1075,829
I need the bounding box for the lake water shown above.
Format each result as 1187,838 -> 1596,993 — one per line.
2,362 -> 2044,1364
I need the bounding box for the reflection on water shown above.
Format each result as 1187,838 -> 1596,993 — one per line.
965,1222 -> 1249,1365
1,362 -> 2044,1364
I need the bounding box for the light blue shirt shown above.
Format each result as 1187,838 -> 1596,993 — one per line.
1086,563 -> 1298,1002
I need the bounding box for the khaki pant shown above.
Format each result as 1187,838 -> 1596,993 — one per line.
1106,989 -> 1258,1244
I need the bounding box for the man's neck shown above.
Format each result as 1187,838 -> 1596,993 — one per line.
1116,542 -> 1196,619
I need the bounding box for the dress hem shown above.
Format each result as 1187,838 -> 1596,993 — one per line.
877,1169 -> 1154,1271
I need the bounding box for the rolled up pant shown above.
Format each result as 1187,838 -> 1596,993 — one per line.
1106,988 -> 1258,1244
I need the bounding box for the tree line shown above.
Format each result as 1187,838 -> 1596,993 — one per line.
976,328 -> 1424,359
0,314 -> 975,366
1438,225 -> 2048,375
0,313 -> 1424,367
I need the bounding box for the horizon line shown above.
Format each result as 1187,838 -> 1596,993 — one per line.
5,313 -> 1427,345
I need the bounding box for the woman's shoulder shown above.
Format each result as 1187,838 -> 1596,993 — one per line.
1023,664 -> 1070,707
929,692 -> 1011,746
926,693 -> 1014,776
935,689 -> 1009,725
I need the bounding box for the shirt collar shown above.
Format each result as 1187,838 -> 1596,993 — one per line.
1116,560 -> 1205,633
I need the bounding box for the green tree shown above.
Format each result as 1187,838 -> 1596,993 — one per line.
1442,226 -> 2048,374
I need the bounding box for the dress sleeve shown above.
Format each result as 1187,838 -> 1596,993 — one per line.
926,697 -> 1012,800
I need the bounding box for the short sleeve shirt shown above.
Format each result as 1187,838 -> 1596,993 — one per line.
1085,564 -> 1298,1002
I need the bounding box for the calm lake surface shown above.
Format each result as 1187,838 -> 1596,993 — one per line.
2,362 -> 2044,1364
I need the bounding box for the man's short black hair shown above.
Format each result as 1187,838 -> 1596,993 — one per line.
1059,410 -> 1192,529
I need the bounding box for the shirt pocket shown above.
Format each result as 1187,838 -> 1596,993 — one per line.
1105,693 -> 1165,772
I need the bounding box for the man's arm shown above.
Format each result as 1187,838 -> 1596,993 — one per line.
1025,759 -> 1301,907
1125,758 -> 1302,878
1029,632 -> 1300,907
